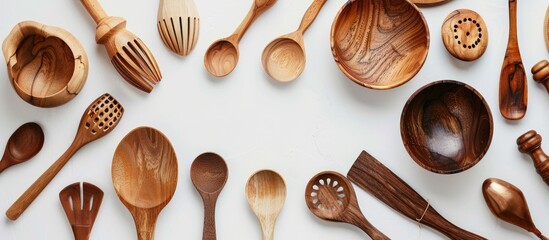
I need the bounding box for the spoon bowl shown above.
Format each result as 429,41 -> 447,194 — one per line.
0,122 -> 44,173
262,35 -> 305,82
204,39 -> 239,77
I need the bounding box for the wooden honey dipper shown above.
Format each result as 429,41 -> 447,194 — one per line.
517,130 -> 549,187
531,60 -> 549,94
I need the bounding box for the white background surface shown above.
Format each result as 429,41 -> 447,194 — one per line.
1,0 -> 549,239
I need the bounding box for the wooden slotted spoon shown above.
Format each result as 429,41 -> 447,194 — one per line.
158,0 -> 199,56
59,182 -> 104,240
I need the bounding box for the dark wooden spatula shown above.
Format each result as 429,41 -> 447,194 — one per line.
59,182 -> 104,240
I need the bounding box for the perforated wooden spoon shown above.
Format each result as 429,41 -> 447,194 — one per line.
0,122 -> 44,174
59,182 -> 104,240
246,170 -> 285,240
157,0 -> 199,56
6,93 -> 123,221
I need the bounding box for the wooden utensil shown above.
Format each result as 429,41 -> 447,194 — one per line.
0,122 -> 44,174
191,152 -> 228,240
2,21 -> 88,107
544,7 -> 549,52
59,182 -> 104,240
246,170 -> 285,240
482,178 -> 548,240
348,151 -> 487,240
80,0 -> 162,93
401,80 -> 493,174
6,93 -> 123,221
499,0 -> 527,120
204,0 -> 277,77
441,9 -> 488,61
331,0 -> 429,89
531,60 -> 549,94
112,127 -> 178,240
305,171 -> 389,240
261,0 -> 326,82
517,130 -> 549,187
157,0 -> 199,56
411,0 -> 450,6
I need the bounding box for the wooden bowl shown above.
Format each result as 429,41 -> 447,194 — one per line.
2,21 -> 88,107
400,80 -> 493,174
331,0 -> 429,90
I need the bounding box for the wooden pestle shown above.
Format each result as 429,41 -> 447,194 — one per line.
517,130 -> 549,187
532,60 -> 549,94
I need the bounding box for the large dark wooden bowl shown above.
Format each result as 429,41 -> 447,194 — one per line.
400,80 -> 493,174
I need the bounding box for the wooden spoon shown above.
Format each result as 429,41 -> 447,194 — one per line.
544,6 -> 549,52
499,0 -> 527,120
191,152 -> 228,240
246,170 -> 286,240
112,127 -> 178,240
0,122 -> 44,174
261,0 -> 326,82
59,182 -> 104,240
6,94 -> 123,221
305,171 -> 389,240
157,0 -> 199,56
482,178 -> 548,240
204,0 -> 277,77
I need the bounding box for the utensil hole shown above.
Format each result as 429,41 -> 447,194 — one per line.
312,199 -> 318,204
337,200 -> 343,205
337,186 -> 343,192
326,178 -> 331,185
338,193 -> 345,198
312,185 -> 319,190
332,181 -> 338,187
311,192 -> 317,197
319,179 -> 324,185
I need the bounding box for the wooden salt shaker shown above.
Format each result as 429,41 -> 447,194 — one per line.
517,130 -> 549,187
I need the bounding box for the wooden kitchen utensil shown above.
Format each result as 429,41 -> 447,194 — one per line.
348,151 -> 487,240
191,152 -> 228,240
157,0 -> 199,56
499,0 -> 527,120
305,171 -> 389,240
517,130 -> 549,187
331,0 -> 429,89
544,7 -> 549,52
59,182 -> 104,240
262,0 -> 326,82
204,0 -> 277,77
482,178 -> 548,240
80,0 -> 162,93
6,93 -> 123,221
112,127 -> 178,240
2,21 -> 88,107
411,0 -> 450,6
531,60 -> 549,94
246,170 -> 285,240
441,9 -> 488,61
0,122 -> 44,174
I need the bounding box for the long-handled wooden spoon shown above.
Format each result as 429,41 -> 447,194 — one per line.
191,152 -> 228,240
59,182 -> 104,240
482,178 -> 548,240
499,0 -> 527,120
112,127 -> 178,240
157,0 -> 199,56
305,171 -> 389,240
6,94 -> 123,221
262,0 -> 326,82
0,122 -> 44,174
204,0 -> 277,77
246,170 -> 285,240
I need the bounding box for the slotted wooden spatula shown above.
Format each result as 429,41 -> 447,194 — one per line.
59,182 -> 104,240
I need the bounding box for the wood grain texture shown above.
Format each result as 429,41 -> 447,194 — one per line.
331,0 -> 429,90
400,80 -> 493,174
545,6 -> 549,52
411,0 -> 450,6
531,60 -> 549,94
305,171 -> 389,240
441,9 -> 488,61
347,151 -> 487,240
517,130 -> 549,188
157,0 -> 199,56
246,170 -> 285,240
499,0 -> 527,120
112,127 -> 178,240
0,122 -> 44,174
2,21 -> 88,107
59,182 -> 104,240
5,94 -> 123,221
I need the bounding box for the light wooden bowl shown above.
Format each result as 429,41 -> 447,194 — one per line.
2,21 -> 88,108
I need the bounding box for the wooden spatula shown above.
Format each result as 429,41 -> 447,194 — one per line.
59,182 -> 104,240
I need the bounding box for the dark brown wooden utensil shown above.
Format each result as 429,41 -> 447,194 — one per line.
517,130 -> 549,187
59,182 -> 104,240
0,122 -> 44,173
347,151 -> 486,240
305,171 -> 389,240
531,60 -> 549,94
499,0 -> 527,120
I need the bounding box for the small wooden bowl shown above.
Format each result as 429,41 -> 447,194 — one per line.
331,0 -> 429,90
400,80 -> 493,174
2,21 -> 88,107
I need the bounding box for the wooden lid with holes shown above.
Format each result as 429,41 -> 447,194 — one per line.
441,9 -> 488,61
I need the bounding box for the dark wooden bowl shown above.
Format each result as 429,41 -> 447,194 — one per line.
400,80 -> 493,174
331,0 -> 429,90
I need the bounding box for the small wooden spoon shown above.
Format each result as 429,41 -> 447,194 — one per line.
112,127 -> 178,240
204,0 -> 277,77
246,170 -> 286,240
191,152 -> 228,240
482,178 -> 548,240
262,0 -> 327,82
0,122 -> 44,174
59,182 -> 104,240
305,171 -> 389,240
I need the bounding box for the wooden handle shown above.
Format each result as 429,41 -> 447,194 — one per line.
344,205 -> 390,240
232,0 -> 276,42
80,0 -> 109,24
517,130 -> 549,187
0,156 -> 11,174
132,208 -> 159,240
202,194 -> 218,240
508,0 -> 518,45
297,0 -> 327,33
72,225 -> 92,240
532,60 -> 549,94
260,220 -> 275,240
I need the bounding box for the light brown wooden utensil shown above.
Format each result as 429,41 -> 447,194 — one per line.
499,0 -> 527,120
80,0 -> 162,93
517,130 -> 549,188
544,7 -> 549,52
112,127 -> 178,240
0,122 -> 44,174
262,0 -> 326,82
59,182 -> 104,240
532,60 -> 549,94
483,178 -> 548,240
246,170 -> 285,240
157,0 -> 199,56
6,93 -> 123,221
191,152 -> 228,240
305,171 -> 389,240
204,0 -> 277,77
441,9 -> 488,61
